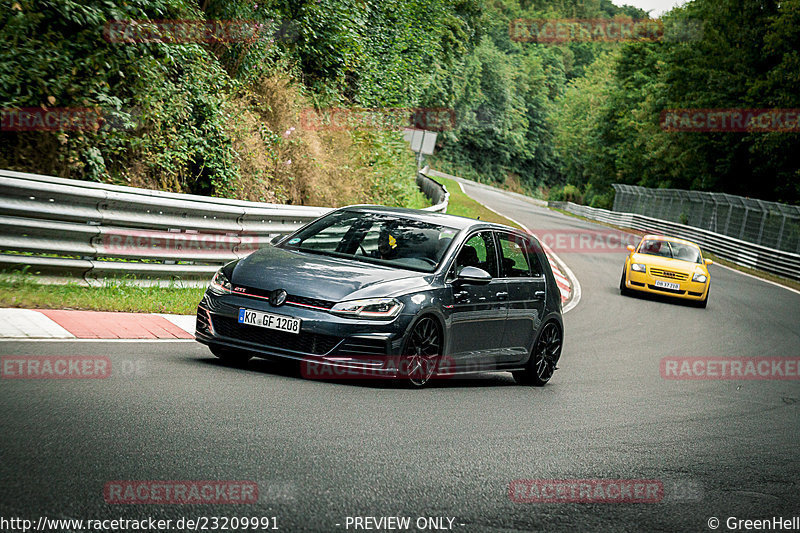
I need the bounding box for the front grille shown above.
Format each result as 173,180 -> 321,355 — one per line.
288,295 -> 336,310
649,268 -> 688,281
231,285 -> 335,310
211,315 -> 341,355
337,337 -> 388,356
196,308 -> 212,334
648,284 -> 685,295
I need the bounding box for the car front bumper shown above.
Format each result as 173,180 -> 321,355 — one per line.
195,291 -> 416,375
625,267 -> 709,300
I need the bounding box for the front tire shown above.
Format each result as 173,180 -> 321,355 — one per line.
695,286 -> 709,308
619,267 -> 632,296
401,316 -> 442,388
514,321 -> 562,386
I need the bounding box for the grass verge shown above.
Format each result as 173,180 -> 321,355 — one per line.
435,176 -> 524,230
0,274 -> 205,315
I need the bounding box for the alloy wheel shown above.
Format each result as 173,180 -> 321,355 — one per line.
403,317 -> 442,387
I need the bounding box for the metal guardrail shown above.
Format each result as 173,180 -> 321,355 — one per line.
612,183 -> 800,254
0,169 -> 447,285
550,201 -> 800,282
417,167 -> 449,213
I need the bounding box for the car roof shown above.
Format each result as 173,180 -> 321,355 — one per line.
640,234 -> 701,248
341,205 -> 521,233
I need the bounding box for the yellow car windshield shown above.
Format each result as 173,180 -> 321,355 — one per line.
638,240 -> 702,264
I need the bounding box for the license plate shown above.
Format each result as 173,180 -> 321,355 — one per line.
654,279 -> 680,291
238,308 -> 301,334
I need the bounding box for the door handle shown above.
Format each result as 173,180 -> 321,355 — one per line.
495,291 -> 509,300
534,290 -> 545,299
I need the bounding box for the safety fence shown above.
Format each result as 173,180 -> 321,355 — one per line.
613,184 -> 800,254
0,168 -> 446,285
550,200 -> 800,282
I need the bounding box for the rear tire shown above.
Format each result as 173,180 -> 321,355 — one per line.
514,321 -> 562,386
209,345 -> 252,364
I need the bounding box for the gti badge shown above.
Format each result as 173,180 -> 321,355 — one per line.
270,289 -> 287,307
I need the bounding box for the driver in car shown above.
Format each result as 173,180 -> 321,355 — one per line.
377,227 -> 401,260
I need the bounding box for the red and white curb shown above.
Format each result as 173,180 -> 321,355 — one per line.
540,240 -> 579,312
535,237 -> 581,313
0,308 -> 195,340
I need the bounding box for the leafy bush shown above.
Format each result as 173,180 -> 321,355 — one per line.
549,184 -> 583,204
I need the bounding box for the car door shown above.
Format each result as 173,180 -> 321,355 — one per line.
446,231 -> 508,372
496,231 -> 547,365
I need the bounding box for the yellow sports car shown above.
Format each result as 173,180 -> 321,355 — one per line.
620,235 -> 713,308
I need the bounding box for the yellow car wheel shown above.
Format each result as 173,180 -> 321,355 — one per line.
619,267 -> 632,296
696,286 -> 709,309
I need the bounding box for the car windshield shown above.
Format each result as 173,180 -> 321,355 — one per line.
280,210 -> 459,272
637,239 -> 703,264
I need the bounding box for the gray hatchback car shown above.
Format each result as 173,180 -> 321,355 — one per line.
195,206 -> 563,386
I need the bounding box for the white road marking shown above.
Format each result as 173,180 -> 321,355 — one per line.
0,308 -> 75,338
157,313 -> 196,335
712,263 -> 800,296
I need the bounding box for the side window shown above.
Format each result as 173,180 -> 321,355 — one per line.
522,236 -> 544,276
453,232 -> 498,277
497,233 -> 534,278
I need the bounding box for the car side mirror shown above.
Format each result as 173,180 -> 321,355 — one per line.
455,266 -> 492,285
626,245 -> 635,252
705,258 -> 713,265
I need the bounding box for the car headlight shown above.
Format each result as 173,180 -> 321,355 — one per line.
631,263 -> 647,272
330,298 -> 403,319
209,269 -> 232,294
692,273 -> 708,283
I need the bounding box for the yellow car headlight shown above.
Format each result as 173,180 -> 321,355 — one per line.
692,273 -> 708,283
631,263 -> 647,272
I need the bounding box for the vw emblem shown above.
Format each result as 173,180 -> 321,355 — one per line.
270,289 -> 287,307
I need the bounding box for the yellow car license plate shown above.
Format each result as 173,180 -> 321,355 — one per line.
654,279 -> 680,291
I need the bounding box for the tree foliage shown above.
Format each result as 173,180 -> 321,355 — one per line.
1,0 -> 796,206
551,0 -> 800,206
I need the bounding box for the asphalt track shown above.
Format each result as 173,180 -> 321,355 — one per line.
1,184 -> 799,532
